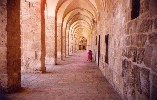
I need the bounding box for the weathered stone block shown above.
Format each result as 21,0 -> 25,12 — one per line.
140,68 -> 150,99
0,33 -> 7,47
122,60 -> 136,99
148,32 -> 157,45
136,34 -> 147,47
144,45 -> 153,68
138,19 -> 153,33
151,75 -> 157,100
126,48 -> 132,59
122,48 -> 127,57
151,86 -> 157,100
122,59 -> 131,77
0,47 -> 7,60
154,18 -> 157,30
150,0 -> 157,16
137,48 -> 145,64
127,22 -> 133,34
0,60 -> 7,69
140,0 -> 150,14
125,36 -> 131,46
129,47 -> 137,62
153,75 -> 157,88
133,65 -> 142,94
151,47 -> 157,72
131,35 -> 137,46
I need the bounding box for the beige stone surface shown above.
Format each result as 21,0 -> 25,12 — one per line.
6,51 -> 122,100
0,0 -> 157,100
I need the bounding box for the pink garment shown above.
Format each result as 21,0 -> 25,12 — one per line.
88,51 -> 92,61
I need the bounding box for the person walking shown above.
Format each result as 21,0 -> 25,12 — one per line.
87,50 -> 93,62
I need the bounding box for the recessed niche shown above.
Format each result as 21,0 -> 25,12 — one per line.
131,0 -> 140,19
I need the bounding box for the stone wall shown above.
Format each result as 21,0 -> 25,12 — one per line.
21,0 -> 45,72
91,0 -> 157,99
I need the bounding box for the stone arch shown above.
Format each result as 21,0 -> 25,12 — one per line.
54,0 -> 100,62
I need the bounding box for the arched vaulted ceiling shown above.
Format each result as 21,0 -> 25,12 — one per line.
47,0 -> 105,40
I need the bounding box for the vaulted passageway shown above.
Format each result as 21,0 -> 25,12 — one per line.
6,51 -> 122,100
0,0 -> 157,100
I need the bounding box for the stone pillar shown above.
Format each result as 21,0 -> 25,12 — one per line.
21,0 -> 45,73
66,29 -> 69,56
54,17 -> 57,65
57,23 -> 61,61
41,0 -> 46,73
1,0 -> 21,92
61,26 -> 66,60
63,28 -> 67,57
0,0 -> 8,91
45,16 -> 55,65
7,0 -> 21,91
62,28 -> 66,58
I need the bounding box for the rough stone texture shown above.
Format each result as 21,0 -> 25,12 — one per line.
65,30 -> 69,56
57,23 -> 62,60
136,34 -> 147,47
7,0 -> 21,91
151,74 -> 157,100
148,32 -> 157,45
0,0 -> 156,99
62,28 -> 66,58
45,17 -> 55,65
137,48 -> 145,64
151,47 -> 157,73
140,68 -> 150,99
0,0 -> 7,89
138,19 -> 153,33
21,0 -> 45,72
154,18 -> 157,30
144,45 -> 153,68
6,51 -> 122,100
133,65 -> 142,94
90,0 -> 157,100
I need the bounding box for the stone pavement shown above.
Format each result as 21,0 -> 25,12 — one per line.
5,51 -> 122,100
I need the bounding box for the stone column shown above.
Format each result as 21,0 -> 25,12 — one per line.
57,23 -> 61,61
66,29 -> 69,56
0,0 -> 8,91
41,0 -> 46,73
21,0 -> 45,73
7,0 -> 21,91
45,16 -> 55,65
62,28 -> 66,58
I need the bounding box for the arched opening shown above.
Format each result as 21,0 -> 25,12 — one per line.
0,1 -> 156,100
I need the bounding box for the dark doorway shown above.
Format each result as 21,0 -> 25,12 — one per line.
83,46 -> 86,50
98,35 -> 101,66
105,34 -> 109,64
79,45 -> 81,50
